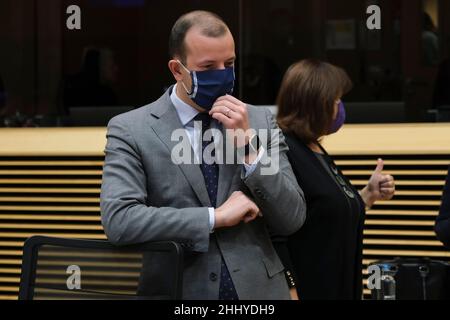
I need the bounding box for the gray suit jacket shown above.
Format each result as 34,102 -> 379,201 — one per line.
100,87 -> 306,299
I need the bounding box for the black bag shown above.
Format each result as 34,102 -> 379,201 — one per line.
369,258 -> 450,300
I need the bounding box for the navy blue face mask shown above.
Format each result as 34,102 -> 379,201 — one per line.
178,61 -> 235,110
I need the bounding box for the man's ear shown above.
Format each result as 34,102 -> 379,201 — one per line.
168,59 -> 184,81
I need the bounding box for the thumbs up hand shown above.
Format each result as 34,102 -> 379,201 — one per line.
360,159 -> 395,208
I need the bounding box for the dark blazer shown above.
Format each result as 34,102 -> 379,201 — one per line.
435,166 -> 450,248
272,133 -> 366,300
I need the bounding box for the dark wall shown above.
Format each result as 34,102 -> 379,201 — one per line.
0,0 -> 449,123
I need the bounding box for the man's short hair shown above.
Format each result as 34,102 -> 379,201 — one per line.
169,11 -> 229,64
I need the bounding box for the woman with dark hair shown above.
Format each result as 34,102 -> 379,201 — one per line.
435,166 -> 450,249
273,59 -> 396,300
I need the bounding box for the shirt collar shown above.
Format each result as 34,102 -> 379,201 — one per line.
170,83 -> 199,127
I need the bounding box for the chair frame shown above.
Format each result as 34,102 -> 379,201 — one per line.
18,236 -> 184,300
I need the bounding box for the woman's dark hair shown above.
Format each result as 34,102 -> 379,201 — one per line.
276,59 -> 352,144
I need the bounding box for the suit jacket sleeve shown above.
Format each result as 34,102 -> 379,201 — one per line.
271,233 -> 298,287
100,116 -> 210,252
242,108 -> 307,236
435,166 -> 450,248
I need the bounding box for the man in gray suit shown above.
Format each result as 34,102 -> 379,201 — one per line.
100,10 -> 306,300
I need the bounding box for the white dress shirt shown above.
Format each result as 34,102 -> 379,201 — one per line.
170,84 -> 263,232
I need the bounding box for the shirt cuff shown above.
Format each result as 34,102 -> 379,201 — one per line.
208,208 -> 215,233
243,146 -> 265,178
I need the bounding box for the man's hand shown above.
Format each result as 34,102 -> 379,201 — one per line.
360,158 -> 395,208
209,95 -> 251,148
214,191 -> 260,228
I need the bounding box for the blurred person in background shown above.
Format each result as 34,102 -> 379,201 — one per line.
422,12 -> 439,67
62,47 -> 119,113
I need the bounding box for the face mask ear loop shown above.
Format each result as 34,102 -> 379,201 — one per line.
177,60 -> 195,97
230,66 -> 236,94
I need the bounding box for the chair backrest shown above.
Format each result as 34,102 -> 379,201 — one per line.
19,236 -> 183,300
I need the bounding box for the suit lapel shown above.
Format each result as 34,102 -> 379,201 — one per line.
149,89 -> 212,207
216,124 -> 239,206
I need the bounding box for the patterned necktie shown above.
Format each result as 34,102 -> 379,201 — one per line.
193,113 -> 239,300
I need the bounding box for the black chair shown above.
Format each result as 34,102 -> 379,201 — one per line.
19,236 -> 184,300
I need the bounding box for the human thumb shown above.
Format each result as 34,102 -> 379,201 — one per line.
374,158 -> 384,174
